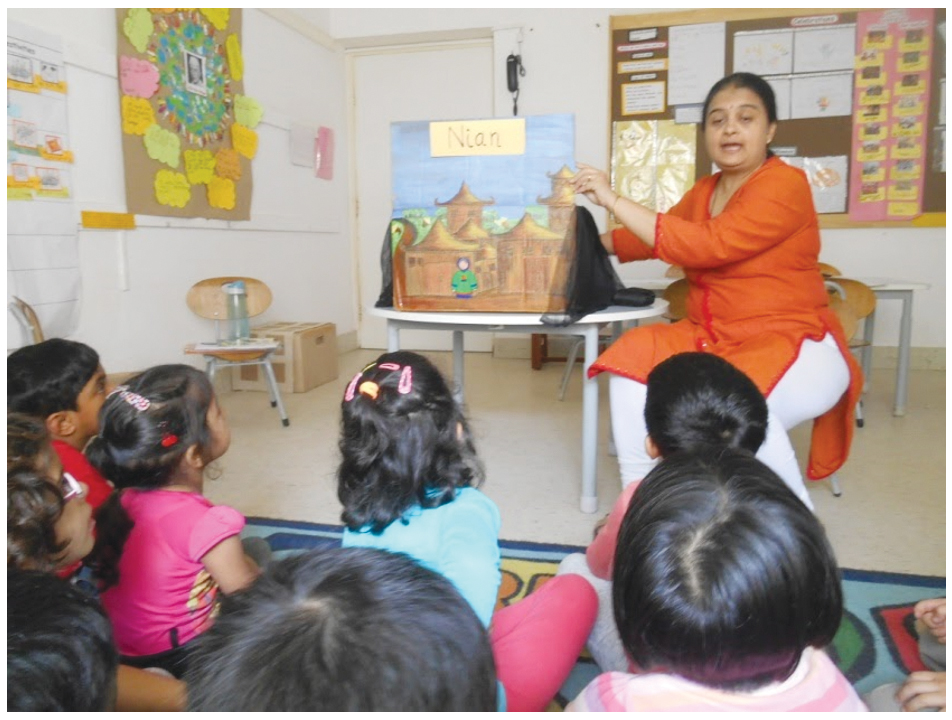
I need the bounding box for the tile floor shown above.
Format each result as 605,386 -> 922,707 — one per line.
206,348 -> 947,578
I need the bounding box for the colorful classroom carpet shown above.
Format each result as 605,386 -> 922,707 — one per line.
244,516 -> 945,709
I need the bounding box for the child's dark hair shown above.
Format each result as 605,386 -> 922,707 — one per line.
85,364 -> 216,588
8,568 -> 119,711
186,546 -> 498,711
337,351 -> 484,533
7,338 -> 100,417
613,448 -> 842,691
645,352 -> 767,456
7,413 -> 68,571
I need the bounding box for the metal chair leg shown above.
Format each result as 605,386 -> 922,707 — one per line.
829,473 -> 842,497
261,359 -> 290,427
559,338 -> 584,401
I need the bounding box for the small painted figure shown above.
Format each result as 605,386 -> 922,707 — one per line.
451,257 -> 478,299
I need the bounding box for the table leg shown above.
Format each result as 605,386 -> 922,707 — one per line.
387,321 -> 400,353
895,291 -> 913,417
580,326 -> 599,514
452,330 -> 465,404
861,311 -> 875,393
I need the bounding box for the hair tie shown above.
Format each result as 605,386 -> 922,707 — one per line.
358,381 -> 379,400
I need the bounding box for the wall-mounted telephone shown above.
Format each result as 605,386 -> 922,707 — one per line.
506,53 -> 525,116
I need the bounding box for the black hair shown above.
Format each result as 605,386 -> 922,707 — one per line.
613,448 -> 843,691
701,72 -> 778,158
186,547 -> 498,711
7,338 -> 100,417
644,352 -> 768,457
7,568 -> 119,711
7,413 -> 68,571
337,351 -> 484,533
85,364 -> 216,589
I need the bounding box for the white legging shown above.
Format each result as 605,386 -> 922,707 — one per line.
609,334 -> 851,510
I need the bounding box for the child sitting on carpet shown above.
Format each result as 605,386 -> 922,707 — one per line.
567,449 -> 867,712
186,546 -> 498,711
337,351 -> 597,712
86,364 -> 259,679
558,351 -> 769,671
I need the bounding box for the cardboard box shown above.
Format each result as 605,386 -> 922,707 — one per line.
233,322 -> 338,394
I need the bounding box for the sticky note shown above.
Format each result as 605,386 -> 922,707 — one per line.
184,149 -> 216,184
123,8 -> 154,54
144,124 -> 181,168
215,148 -> 242,180
226,34 -> 243,81
120,56 -> 160,98
155,169 -> 191,208
208,175 -> 236,209
81,211 -> 137,229
231,123 -> 258,159
234,95 -> 263,129
121,96 -> 156,136
200,9 -> 230,31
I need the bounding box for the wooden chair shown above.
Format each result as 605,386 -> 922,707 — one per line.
662,278 -> 689,321
184,276 -> 289,427
826,277 -> 877,429
818,261 -> 842,278
9,296 -> 45,345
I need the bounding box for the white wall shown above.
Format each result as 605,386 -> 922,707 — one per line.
326,8 -> 946,353
7,9 -> 355,373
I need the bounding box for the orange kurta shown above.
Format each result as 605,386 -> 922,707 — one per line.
590,157 -> 862,480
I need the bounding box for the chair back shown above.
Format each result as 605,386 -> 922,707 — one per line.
818,261 -> 842,278
662,278 -> 689,321
826,278 -> 876,344
10,296 -> 45,344
186,277 -> 273,321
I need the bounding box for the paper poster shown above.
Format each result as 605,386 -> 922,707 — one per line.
733,30 -> 794,76
781,155 -> 849,214
612,120 -> 696,213
621,81 -> 666,115
668,23 -> 726,107
388,114 -> 576,313
792,25 -> 857,74
790,72 -> 854,119
116,9 -> 259,220
7,20 -> 80,346
849,9 -> 935,221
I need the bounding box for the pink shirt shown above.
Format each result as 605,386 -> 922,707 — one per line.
567,648 -> 867,712
100,489 -> 245,657
586,481 -> 640,580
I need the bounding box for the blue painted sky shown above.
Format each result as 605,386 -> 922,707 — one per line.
391,114 -> 575,212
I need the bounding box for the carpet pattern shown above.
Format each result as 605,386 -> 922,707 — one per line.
244,516 -> 945,707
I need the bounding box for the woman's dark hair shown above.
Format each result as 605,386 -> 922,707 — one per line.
613,448 -> 842,691
644,352 -> 768,457
187,547 -> 497,711
7,338 -> 100,417
7,413 -> 68,571
337,351 -> 484,533
86,364 -> 216,588
8,568 -> 119,711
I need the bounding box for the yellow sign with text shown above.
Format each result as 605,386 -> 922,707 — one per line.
429,119 -> 526,157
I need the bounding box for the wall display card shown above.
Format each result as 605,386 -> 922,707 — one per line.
116,9 -> 260,220
668,22 -> 726,106
7,20 -> 80,346
612,119 -> 696,213
848,8 -> 935,221
792,25 -> 857,74
388,115 -> 576,313
790,71 -> 854,119
733,30 -> 794,76
767,77 -> 793,121
781,155 -> 849,213
621,81 -> 666,115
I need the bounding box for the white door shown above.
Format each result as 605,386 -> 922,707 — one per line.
352,42 -> 494,351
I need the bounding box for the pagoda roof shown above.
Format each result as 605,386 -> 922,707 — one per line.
497,213 -> 564,241
547,165 -> 577,180
456,219 -> 491,241
538,183 -> 577,206
415,219 -> 481,251
435,181 -> 495,206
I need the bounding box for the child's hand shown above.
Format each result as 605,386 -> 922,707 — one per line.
895,671 -> 946,712
914,598 -> 947,643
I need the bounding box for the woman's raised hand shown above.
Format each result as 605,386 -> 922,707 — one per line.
572,163 -> 617,209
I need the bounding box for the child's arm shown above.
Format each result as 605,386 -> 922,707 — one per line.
586,482 -> 639,581
201,535 -> 260,594
115,664 -> 187,711
915,598 -> 946,642
896,671 -> 946,712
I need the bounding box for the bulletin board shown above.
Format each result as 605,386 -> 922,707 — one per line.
116,8 -> 263,220
609,8 -> 946,228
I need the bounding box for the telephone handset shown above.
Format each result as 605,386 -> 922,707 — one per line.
506,53 -> 525,115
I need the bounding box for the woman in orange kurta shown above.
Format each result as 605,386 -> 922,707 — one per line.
574,73 -> 862,508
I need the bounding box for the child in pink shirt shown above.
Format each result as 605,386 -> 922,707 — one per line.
567,449 -> 866,712
86,365 -> 259,678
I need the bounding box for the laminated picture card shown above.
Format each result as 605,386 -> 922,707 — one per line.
385,114 -> 581,313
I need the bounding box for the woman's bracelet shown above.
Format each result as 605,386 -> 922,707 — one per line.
610,194 -> 622,216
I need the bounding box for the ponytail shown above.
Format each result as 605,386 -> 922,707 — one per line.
86,491 -> 134,590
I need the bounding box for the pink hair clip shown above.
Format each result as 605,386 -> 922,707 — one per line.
344,372 -> 362,401
110,385 -> 151,412
379,362 -> 400,371
397,366 -> 413,394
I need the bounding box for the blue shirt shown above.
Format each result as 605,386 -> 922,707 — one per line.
342,487 -> 502,627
